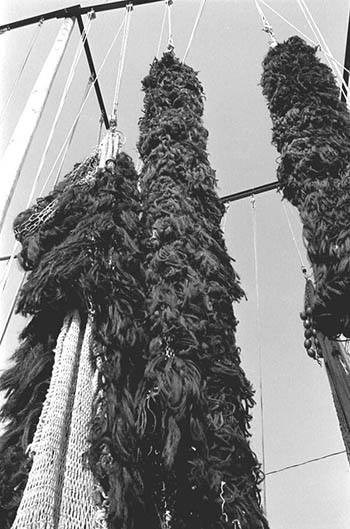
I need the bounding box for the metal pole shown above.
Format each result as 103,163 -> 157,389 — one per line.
0,17 -> 75,233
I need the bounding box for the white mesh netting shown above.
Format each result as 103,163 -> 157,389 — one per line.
12,310 -> 106,528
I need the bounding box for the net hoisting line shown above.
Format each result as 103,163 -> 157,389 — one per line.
0,19 -> 44,124
281,201 -> 309,278
156,0 -> 168,59
35,13 -> 128,195
29,13 -> 94,204
0,15 -> 94,295
250,195 -> 267,514
254,0 -> 277,48
100,3 -> 133,171
112,3 -> 133,119
258,0 -> 350,82
182,0 -> 207,63
166,0 -> 174,50
299,0 -> 344,81
54,76 -> 94,187
0,273 -> 26,349
296,0 -> 348,102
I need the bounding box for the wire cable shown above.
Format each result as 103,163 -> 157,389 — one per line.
259,0 -> 350,80
250,195 -> 267,514
0,19 -> 44,123
38,13 -> 127,197
0,273 -> 26,349
281,201 -> 309,277
156,0 -> 168,59
167,0 -> 174,49
300,0 -> 343,82
182,0 -> 207,63
265,449 -> 346,476
296,0 -> 348,101
54,76 -> 94,187
113,4 -> 133,118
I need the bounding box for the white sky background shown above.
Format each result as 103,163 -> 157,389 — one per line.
0,0 -> 350,528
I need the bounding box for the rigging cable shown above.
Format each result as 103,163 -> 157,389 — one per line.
250,195 -> 267,514
182,0 -> 207,63
156,0 -> 168,59
281,201 -> 309,278
54,75 -> 94,186
0,14 -> 94,294
258,0 -> 350,81
112,3 -> 133,118
265,449 -> 346,476
37,11 -> 128,196
299,0 -> 344,82
0,19 -> 44,124
296,0 -> 348,101
0,273 -> 26,349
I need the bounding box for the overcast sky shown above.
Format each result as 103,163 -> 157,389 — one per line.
0,1 -> 350,528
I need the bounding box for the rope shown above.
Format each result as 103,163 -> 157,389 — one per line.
53,76 -> 94,189
0,19 -> 44,123
182,0 -> 207,63
296,0 -> 348,101
281,201 -> 309,277
112,4 -> 133,118
254,0 -> 277,47
0,273 -> 25,349
0,241 -> 19,293
30,15 -> 93,206
39,13 -> 127,194
97,114 -> 104,145
259,0 -> 350,80
299,0 -> 344,82
265,449 -> 346,476
250,195 -> 267,514
167,0 -> 174,50
156,0 -> 168,59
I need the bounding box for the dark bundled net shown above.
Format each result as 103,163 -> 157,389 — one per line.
261,35 -> 350,337
137,51 -> 267,529
0,152 -> 146,528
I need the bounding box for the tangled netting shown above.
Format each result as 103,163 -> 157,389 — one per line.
261,35 -> 350,337
0,153 -> 146,528
136,51 -> 267,529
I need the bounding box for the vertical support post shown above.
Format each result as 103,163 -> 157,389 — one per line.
0,17 -> 75,233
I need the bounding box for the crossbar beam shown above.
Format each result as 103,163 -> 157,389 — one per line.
220,181 -> 279,203
76,14 -> 109,129
0,1 -> 164,32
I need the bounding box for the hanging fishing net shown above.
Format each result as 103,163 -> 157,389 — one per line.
0,140 -> 146,529
261,35 -> 350,338
136,50 -> 268,529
